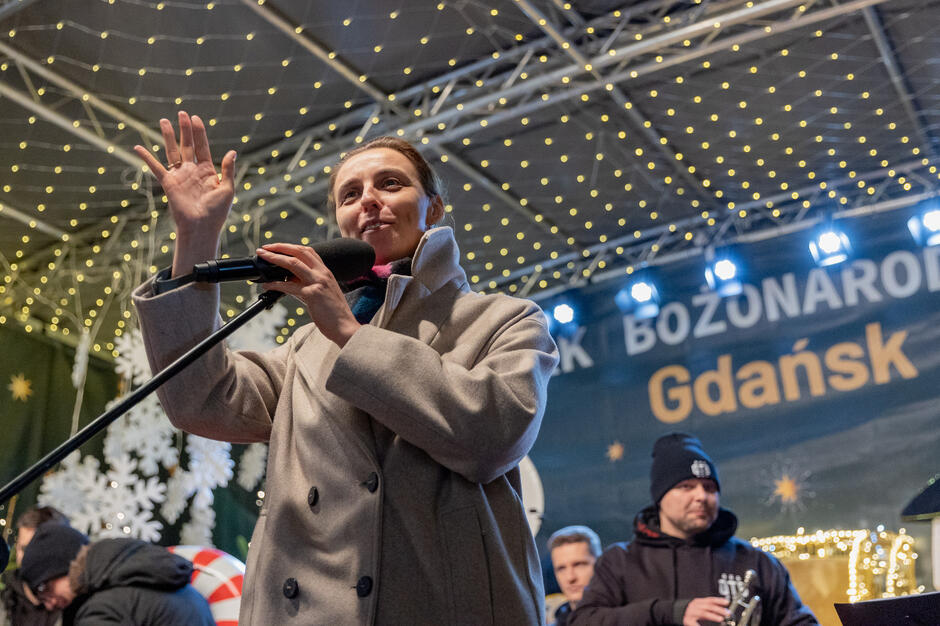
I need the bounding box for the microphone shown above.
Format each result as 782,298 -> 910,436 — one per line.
192,238 -> 376,284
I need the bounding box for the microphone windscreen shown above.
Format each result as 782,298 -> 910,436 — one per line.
317,238 -> 376,281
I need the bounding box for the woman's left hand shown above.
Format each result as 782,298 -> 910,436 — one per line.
256,243 -> 361,347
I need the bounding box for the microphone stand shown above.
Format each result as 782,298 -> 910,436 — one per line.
0,289 -> 286,506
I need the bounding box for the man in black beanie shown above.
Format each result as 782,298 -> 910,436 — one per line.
20,523 -> 215,625
570,433 -> 817,626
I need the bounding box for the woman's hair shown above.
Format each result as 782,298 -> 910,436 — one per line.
327,136 -> 443,211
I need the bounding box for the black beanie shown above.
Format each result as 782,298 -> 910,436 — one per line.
650,432 -> 719,504
20,523 -> 89,593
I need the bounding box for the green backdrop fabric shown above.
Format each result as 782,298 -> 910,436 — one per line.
0,326 -> 118,543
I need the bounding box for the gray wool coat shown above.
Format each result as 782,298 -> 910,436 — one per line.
133,227 -> 559,625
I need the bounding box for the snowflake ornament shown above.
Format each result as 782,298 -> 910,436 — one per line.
103,394 -> 178,477
114,328 -> 152,387
38,452 -> 108,534
161,470 -> 195,524
180,501 -> 216,546
237,443 -> 268,491
41,317 -> 266,547
187,435 -> 235,491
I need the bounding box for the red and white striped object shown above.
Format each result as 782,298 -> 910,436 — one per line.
168,545 -> 245,626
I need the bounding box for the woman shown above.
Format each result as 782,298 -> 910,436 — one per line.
132,112 -> 558,625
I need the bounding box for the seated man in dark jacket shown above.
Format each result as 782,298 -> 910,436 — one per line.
570,433 -> 818,626
19,523 -> 215,626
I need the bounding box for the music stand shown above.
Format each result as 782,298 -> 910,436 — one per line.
834,591 -> 940,625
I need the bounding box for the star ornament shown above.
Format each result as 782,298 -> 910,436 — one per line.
9,373 -> 33,402
606,440 -> 625,462
773,474 -> 800,504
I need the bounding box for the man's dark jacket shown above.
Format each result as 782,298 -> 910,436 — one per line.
66,538 -> 215,626
552,601 -> 573,625
569,506 -> 818,626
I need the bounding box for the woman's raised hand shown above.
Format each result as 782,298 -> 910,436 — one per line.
134,111 -> 236,276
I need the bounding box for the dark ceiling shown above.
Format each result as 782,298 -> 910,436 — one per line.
0,0 -> 938,357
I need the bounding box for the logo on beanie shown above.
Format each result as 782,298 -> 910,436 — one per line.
691,459 -> 711,478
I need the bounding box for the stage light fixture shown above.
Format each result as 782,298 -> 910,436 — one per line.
809,228 -> 851,267
631,281 -> 654,303
907,207 -> 940,246
704,248 -> 743,297
615,279 -> 660,319
552,303 -> 575,325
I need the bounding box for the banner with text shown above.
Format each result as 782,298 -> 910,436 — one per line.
531,211 -> 940,584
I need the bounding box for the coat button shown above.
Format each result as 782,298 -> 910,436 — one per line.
356,575 -> 373,597
363,472 -> 379,493
283,577 -> 299,598
307,486 -> 319,508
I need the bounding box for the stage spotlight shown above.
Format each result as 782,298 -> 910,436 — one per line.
809,228 -> 851,267
631,281 -> 654,303
615,279 -> 660,319
552,303 -> 576,325
704,248 -> 743,297
907,208 -> 940,246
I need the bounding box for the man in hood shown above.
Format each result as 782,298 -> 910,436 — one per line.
19,523 -> 214,625
570,433 -> 818,626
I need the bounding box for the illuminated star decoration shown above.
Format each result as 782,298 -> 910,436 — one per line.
606,441 -> 624,462
774,474 -> 800,504
763,462 -> 814,514
9,373 -> 33,402
7,374 -> 33,402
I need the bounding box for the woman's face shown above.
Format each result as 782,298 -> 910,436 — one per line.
333,148 -> 442,265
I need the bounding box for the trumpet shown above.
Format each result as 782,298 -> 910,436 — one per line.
722,569 -> 760,626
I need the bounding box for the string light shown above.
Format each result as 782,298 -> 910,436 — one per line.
0,0 -> 936,344
751,527 -> 919,602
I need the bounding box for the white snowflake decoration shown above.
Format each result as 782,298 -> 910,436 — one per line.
180,499 -> 216,547
40,314 -> 268,547
161,470 -> 194,524
103,393 -> 179,477
114,328 -> 152,387
237,443 -> 268,491
187,435 -> 235,492
38,452 -> 165,542
38,452 -> 107,535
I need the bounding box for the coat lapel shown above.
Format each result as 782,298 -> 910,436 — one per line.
292,330 -> 380,465
290,227 -> 468,465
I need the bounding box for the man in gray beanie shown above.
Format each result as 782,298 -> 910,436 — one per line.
570,433 -> 817,626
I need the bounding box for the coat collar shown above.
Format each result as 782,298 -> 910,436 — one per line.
408,226 -> 468,294
375,226 -> 467,327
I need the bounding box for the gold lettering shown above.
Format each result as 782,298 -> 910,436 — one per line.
649,365 -> 692,423
647,322 -> 919,421
736,360 -> 781,408
693,354 -> 737,416
779,342 -> 826,401
866,322 -> 918,383
825,342 -> 869,391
